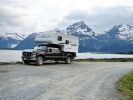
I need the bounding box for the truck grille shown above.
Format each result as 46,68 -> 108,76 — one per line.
23,52 -> 31,57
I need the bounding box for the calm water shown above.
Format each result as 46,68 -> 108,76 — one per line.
0,50 -> 133,62
0,50 -> 22,62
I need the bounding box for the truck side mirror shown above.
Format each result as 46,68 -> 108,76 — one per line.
66,40 -> 69,44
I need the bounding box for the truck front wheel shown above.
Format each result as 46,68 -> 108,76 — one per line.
23,60 -> 30,65
65,56 -> 71,64
36,56 -> 43,66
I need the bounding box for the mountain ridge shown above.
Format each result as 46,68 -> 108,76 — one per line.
0,33 -> 28,48
66,21 -> 96,40
1,21 -> 133,53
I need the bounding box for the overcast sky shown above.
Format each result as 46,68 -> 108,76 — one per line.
0,0 -> 133,34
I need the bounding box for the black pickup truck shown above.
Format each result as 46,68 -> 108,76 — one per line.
22,44 -> 76,65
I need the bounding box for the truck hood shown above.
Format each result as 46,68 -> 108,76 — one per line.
23,49 -> 36,52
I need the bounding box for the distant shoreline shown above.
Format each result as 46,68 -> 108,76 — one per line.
0,48 -> 23,50
75,58 -> 133,62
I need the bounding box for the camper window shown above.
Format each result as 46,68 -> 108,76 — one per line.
57,36 -> 62,41
66,40 -> 69,44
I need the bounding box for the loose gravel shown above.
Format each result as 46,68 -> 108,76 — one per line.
0,62 -> 133,100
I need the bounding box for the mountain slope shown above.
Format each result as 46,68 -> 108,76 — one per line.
66,21 -> 96,40
5,22 -> 133,53
96,24 -> 133,53
15,33 -> 37,49
66,21 -> 99,52
0,33 -> 27,48
98,24 -> 133,41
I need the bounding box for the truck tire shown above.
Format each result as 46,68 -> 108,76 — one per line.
36,56 -> 43,66
23,60 -> 30,65
65,56 -> 71,64
54,61 -> 59,64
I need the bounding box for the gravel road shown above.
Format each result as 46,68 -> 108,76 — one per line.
0,62 -> 133,100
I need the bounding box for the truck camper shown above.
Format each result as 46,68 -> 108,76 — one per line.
22,31 -> 79,65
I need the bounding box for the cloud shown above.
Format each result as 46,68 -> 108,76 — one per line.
0,0 -> 133,34
57,6 -> 133,33
0,0 -> 65,33
0,1 -> 36,33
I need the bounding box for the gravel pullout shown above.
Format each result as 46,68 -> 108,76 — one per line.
0,62 -> 133,100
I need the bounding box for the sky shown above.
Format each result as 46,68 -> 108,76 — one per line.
0,0 -> 133,34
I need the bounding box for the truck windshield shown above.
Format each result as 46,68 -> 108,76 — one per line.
35,45 -> 47,51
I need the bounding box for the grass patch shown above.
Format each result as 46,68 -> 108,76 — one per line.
75,58 -> 133,62
116,71 -> 133,100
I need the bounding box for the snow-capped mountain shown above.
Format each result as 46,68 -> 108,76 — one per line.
95,24 -> 133,53
66,21 -> 96,40
0,33 -> 28,48
99,24 -> 133,41
65,21 -> 99,52
0,33 -> 27,41
1,21 -> 133,53
15,33 -> 37,49
112,24 -> 133,41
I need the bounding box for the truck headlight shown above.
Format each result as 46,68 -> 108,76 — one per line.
31,52 -> 36,57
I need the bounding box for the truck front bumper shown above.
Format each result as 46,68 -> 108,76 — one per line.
22,56 -> 36,61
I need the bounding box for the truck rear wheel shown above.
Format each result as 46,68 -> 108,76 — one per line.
65,56 -> 71,64
36,56 -> 43,66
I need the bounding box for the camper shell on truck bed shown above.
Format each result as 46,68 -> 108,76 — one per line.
22,31 -> 79,65
35,32 -> 79,53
